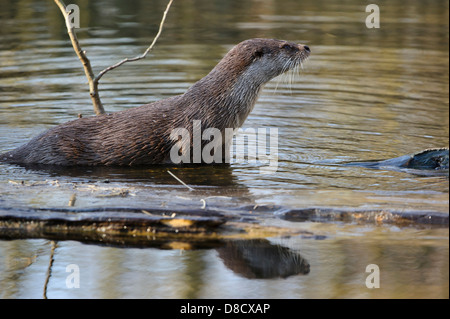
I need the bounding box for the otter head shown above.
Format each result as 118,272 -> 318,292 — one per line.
215,38 -> 310,88
222,39 -> 310,126
183,38 -> 311,130
237,38 -> 310,81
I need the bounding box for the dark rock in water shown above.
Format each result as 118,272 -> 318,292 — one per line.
404,148 -> 449,170
345,148 -> 449,171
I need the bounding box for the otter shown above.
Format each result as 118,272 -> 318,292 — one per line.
0,38 -> 310,166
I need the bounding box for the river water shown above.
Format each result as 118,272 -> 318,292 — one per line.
0,0 -> 448,298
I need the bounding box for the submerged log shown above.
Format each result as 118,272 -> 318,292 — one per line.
0,203 -> 447,248
0,206 -> 303,248
0,206 -> 225,248
277,207 -> 449,225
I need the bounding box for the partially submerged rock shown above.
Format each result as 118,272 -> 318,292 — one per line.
345,148 -> 449,172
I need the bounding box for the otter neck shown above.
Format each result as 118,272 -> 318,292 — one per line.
183,62 -> 268,129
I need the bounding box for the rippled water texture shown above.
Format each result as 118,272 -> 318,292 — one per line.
0,0 -> 448,298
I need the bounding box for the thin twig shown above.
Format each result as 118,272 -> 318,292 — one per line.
167,170 -> 195,191
54,0 -> 105,115
55,0 -> 173,115
68,193 -> 76,206
94,0 -> 174,84
43,241 -> 57,299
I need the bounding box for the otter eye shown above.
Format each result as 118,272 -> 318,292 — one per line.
280,43 -> 295,50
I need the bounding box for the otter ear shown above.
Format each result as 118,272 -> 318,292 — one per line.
253,49 -> 264,59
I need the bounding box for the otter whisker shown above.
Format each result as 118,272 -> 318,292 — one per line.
286,59 -> 298,92
272,58 -> 292,94
271,58 -> 302,95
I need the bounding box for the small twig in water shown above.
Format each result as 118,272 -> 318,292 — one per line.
167,170 -> 194,191
141,210 -> 157,216
43,241 -> 57,299
68,193 -> 76,206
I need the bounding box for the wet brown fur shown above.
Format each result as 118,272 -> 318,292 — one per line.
0,38 -> 310,166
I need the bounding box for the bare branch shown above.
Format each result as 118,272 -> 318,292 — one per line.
94,0 -> 174,84
54,0 -> 105,115
55,0 -> 173,115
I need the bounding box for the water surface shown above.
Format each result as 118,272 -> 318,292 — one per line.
0,0 -> 448,299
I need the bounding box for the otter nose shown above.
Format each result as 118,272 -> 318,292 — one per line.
303,45 -> 310,53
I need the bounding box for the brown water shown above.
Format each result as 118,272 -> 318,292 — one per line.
0,0 -> 448,299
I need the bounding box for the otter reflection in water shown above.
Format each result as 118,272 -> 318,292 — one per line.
217,239 -> 310,279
